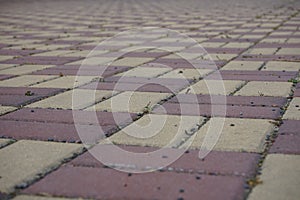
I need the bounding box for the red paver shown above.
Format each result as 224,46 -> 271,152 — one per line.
270,134 -> 300,154
24,166 -> 245,200
71,145 -> 260,177
152,102 -> 282,119
0,87 -> 64,107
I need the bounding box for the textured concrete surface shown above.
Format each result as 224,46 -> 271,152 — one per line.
0,0 -> 299,199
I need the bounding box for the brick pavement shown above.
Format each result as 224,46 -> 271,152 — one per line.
0,0 -> 299,200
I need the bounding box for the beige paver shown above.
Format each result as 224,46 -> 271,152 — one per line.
0,140 -> 82,193
276,48 -> 300,55
0,65 -> 53,75
0,75 -> 58,87
262,61 -> 300,71
223,42 -> 253,48
221,61 -> 264,71
111,57 -> 154,67
181,80 -> 245,95
159,68 -> 213,79
86,91 -> 171,113
66,57 -> 113,66
104,114 -> 205,147
0,106 -> 17,115
248,154 -> 300,200
235,81 -> 292,97
283,97 -> 300,120
0,56 -> 14,62
27,89 -> 114,109
185,117 -> 275,152
116,66 -> 171,77
31,76 -> 97,89
245,48 -> 278,55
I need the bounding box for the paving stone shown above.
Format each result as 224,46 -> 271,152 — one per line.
235,81 -> 292,97
159,68 -> 213,79
207,70 -> 297,82
276,48 -> 300,55
248,154 -> 300,200
283,97 -> 300,120
116,66 -> 171,77
152,102 -> 282,119
181,80 -> 245,95
270,134 -> 300,154
0,87 -> 63,107
103,114 -> 205,147
31,76 -> 97,89
0,106 -> 17,115
24,165 -> 245,200
2,56 -> 82,65
221,61 -> 264,71
1,108 -> 136,128
184,117 -> 275,152
0,75 -> 58,87
27,89 -> 114,109
111,57 -> 155,67
0,117 -> 121,142
278,120 -> 300,135
245,48 -> 278,55
168,94 -> 287,107
71,146 -> 260,177
262,61 -> 300,71
0,140 -> 82,193
87,91 -> 171,113
0,65 -> 53,75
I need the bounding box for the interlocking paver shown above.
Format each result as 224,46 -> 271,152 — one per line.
248,154 -> 300,200
116,66 -> 171,77
0,140 -> 82,193
235,81 -> 292,97
0,75 -> 58,87
24,166 -> 245,200
283,97 -> 300,120
184,117 -> 275,152
262,61 -> 300,71
12,195 -> 79,200
221,61 -> 264,71
181,80 -> 245,95
86,91 -> 171,113
1,0 -> 299,199
27,89 -> 114,109
31,76 -> 97,89
104,114 -> 205,147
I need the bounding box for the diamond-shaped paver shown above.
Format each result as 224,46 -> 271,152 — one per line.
248,154 -> 300,200
181,80 -> 245,95
103,114 -> 205,147
27,89 -> 114,109
185,117 -> 275,152
86,91 -> 171,113
0,140 -> 82,193
283,97 -> 300,120
235,81 -> 292,97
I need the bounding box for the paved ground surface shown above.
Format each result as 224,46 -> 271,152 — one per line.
0,0 -> 300,199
